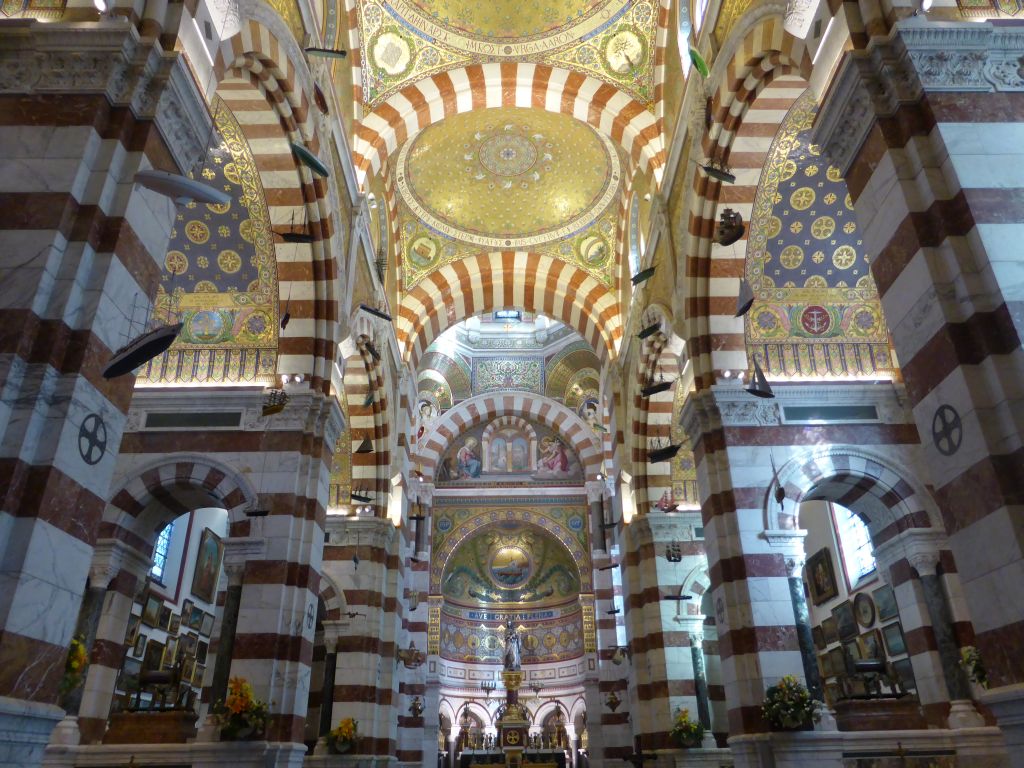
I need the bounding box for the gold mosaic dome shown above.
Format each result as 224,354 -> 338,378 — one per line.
397,107 -> 620,249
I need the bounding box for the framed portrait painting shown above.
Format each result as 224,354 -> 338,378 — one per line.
199,611 -> 215,637
133,633 -> 147,657
806,548 -> 839,606
169,612 -> 181,634
142,639 -> 164,672
857,629 -> 883,660
126,614 -> 140,646
187,605 -> 203,631
190,528 -> 224,604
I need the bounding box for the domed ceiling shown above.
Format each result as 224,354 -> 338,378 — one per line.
398,107 -> 619,249
355,0 -> 656,107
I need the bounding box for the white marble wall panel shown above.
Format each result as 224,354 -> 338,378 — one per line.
0,514 -> 93,646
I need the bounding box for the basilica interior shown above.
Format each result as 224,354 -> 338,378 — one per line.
1,0 -> 1023,766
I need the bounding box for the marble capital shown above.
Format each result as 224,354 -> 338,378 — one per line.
585,480 -> 607,504
813,19 -> 1024,174
324,515 -> 397,549
873,528 -> 946,577
222,536 -> 266,584
90,538 -> 152,584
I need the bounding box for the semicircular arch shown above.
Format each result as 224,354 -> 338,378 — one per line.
416,393 -> 603,481
397,252 -> 622,369
352,63 -> 666,189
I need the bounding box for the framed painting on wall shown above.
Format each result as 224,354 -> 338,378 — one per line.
882,623 -> 907,656
200,611 -> 215,637
893,658 -> 916,690
190,527 -> 224,604
812,625 -> 825,650
142,639 -> 164,672
806,548 -> 839,606
857,629 -> 883,660
159,605 -> 172,631
187,605 -> 203,631
832,601 -> 857,641
873,583 -> 898,621
133,633 -> 147,657
126,614 -> 140,646
821,616 -> 839,645
141,594 -> 162,628
853,592 -> 875,627
169,613 -> 181,634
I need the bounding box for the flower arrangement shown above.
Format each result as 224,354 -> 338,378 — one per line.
761,675 -> 819,731
59,635 -> 88,697
212,677 -> 268,739
960,646 -> 987,688
327,717 -> 359,754
669,707 -> 704,747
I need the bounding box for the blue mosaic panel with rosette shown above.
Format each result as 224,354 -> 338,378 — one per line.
745,93 -> 892,378
138,99 -> 278,384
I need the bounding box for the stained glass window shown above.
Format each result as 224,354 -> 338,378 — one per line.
832,503 -> 875,585
150,522 -> 174,582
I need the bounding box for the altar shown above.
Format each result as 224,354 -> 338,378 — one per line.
458,751 -> 563,768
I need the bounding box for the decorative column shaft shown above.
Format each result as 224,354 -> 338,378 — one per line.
786,553 -> 822,702
61,584 -> 108,716
690,636 -> 712,730
914,562 -> 971,702
208,558 -> 247,708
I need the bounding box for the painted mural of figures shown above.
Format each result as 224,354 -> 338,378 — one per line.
537,437 -> 569,474
457,437 -> 482,478
510,437 -> 528,471
503,621 -> 522,671
490,437 -> 507,471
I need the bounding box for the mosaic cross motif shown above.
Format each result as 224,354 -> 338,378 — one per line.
78,413 -> 107,466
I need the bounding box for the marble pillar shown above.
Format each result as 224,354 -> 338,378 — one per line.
208,560 -> 245,710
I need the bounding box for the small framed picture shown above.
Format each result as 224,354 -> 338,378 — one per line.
882,623 -> 907,656
169,613 -> 181,634
853,592 -> 875,627
196,640 -> 209,665
191,527 -> 224,604
844,640 -> 862,663
188,605 -> 204,631
857,629 -> 883,660
828,647 -> 845,677
893,657 -> 916,690
873,583 -> 898,621
159,605 -> 173,631
126,614 -> 140,646
812,625 -> 825,650
182,656 -> 196,682
819,652 -> 833,677
133,633 -> 147,657
182,632 -> 198,657
806,548 -> 839,606
162,637 -> 179,669
142,639 -> 164,672
182,599 -> 194,619
832,601 -> 858,642
119,657 -> 142,694
200,611 -> 215,637
141,594 -> 162,628
193,663 -> 206,686
822,616 -> 839,645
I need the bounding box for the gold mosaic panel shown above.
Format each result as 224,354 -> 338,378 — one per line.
357,0 -> 657,108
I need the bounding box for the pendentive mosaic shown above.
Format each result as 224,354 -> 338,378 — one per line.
745,93 -> 892,378
141,99 -> 278,385
356,0 -> 657,108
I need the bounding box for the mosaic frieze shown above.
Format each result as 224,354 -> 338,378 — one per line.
357,0 -> 656,108
140,99 -> 278,385
439,605 -> 585,664
472,357 -> 545,396
745,93 -> 893,378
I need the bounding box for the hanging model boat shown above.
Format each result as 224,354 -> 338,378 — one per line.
133,170 -> 231,206
716,208 -> 746,246
359,303 -> 392,322
102,322 -> 183,379
631,264 -> 656,286
290,142 -> 330,178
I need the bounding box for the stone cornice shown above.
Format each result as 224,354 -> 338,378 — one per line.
813,19 -> 1024,174
0,20 -> 212,172
324,515 -> 397,549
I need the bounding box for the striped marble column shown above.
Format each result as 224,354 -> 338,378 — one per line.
0,23 -> 209,766
812,21 -> 1024,757
620,514 -> 703,751
325,516 -> 401,755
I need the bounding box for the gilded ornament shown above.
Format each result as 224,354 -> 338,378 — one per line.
811,216 -> 835,239
790,187 -> 815,210
766,216 -> 782,238
827,165 -> 843,182
602,27 -> 645,75
372,29 -> 414,77
779,245 -> 804,269
218,250 -> 242,273
165,251 -> 188,275
186,220 -> 210,244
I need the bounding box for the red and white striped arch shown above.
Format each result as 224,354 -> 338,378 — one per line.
210,20 -> 341,392
415,393 -> 603,481
352,63 -> 666,189
682,14 -> 814,390
396,252 -> 623,370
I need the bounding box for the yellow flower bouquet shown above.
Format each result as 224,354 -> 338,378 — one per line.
669,707 -> 704,747
327,717 -> 359,754
761,675 -> 819,731
59,634 -> 88,697
212,677 -> 268,740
